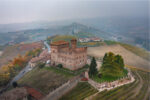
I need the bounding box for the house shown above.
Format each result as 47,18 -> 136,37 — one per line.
29,49 -> 50,68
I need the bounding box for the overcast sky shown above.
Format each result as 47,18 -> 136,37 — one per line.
0,0 -> 149,24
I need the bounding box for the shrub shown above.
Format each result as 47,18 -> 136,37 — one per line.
38,62 -> 45,68
12,81 -> 18,88
57,64 -> 63,68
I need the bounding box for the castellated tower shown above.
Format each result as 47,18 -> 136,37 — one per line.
71,39 -> 77,49
50,39 -> 87,70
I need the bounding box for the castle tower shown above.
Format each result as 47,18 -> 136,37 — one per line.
71,39 -> 77,49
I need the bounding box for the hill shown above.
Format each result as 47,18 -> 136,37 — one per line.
59,69 -> 149,100
0,23 -> 109,45
87,44 -> 150,71
18,67 -> 72,94
0,42 -> 43,68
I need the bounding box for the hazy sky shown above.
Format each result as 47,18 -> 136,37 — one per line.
0,0 -> 149,24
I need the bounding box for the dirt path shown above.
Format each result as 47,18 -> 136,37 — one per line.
87,45 -> 150,71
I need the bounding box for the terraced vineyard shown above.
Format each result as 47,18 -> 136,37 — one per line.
58,69 -> 149,100
91,69 -> 150,100
59,82 -> 98,100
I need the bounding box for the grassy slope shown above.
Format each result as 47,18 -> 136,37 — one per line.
18,67 -> 71,94
52,35 -> 76,42
59,82 -> 98,100
0,45 -> 26,67
119,43 -> 150,61
104,40 -> 150,61
59,68 -> 149,100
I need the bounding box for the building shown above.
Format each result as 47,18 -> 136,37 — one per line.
50,39 -> 87,70
29,49 -> 50,67
0,87 -> 44,100
79,37 -> 103,42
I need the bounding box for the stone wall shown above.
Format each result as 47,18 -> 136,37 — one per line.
88,70 -> 135,92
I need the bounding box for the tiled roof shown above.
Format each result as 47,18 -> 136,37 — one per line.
30,57 -> 42,63
24,86 -> 44,100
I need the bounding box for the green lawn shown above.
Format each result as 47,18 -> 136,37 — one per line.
59,82 -> 98,100
91,69 -> 128,83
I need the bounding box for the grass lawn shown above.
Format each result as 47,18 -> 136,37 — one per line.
91,69 -> 128,83
59,82 -> 98,100
18,67 -> 71,94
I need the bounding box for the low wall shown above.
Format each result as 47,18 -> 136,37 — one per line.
88,70 -> 135,92
43,76 -> 80,100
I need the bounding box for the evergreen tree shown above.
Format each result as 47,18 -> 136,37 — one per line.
89,57 -> 98,77
100,52 -> 125,77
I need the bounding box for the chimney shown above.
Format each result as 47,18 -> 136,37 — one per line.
71,39 -> 77,49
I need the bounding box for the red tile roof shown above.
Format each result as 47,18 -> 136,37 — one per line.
24,86 -> 44,100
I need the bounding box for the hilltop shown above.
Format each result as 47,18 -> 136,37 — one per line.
0,23 -> 109,45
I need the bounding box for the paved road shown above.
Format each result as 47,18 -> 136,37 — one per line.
0,63 -> 32,94
11,41 -> 50,84
0,41 -> 50,94
44,41 -> 51,53
10,64 -> 32,85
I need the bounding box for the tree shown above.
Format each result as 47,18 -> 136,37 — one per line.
88,57 -> 98,77
100,52 -> 125,77
38,62 -> 45,68
12,81 -> 18,88
57,64 -> 63,68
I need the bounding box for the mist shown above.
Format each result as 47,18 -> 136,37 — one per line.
0,0 -> 148,24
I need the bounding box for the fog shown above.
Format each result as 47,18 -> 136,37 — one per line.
0,0 -> 148,24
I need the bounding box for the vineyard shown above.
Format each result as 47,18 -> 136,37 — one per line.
58,69 -> 149,100
59,82 -> 98,100
91,69 -> 150,100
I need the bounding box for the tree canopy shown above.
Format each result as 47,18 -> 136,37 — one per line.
100,52 -> 125,78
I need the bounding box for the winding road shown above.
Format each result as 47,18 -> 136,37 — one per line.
0,40 -> 50,94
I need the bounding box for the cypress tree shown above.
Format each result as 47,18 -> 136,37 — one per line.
89,57 -> 98,77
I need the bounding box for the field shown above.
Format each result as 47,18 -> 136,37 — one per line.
87,44 -> 150,71
51,35 -> 76,42
18,67 -> 71,94
90,69 -> 150,100
119,43 -> 150,61
59,82 -> 98,100
0,42 -> 43,68
104,40 -> 150,61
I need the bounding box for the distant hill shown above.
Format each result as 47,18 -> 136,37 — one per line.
0,17 -> 149,51
0,23 -> 109,45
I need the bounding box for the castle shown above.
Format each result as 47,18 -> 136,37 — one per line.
50,39 -> 87,70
